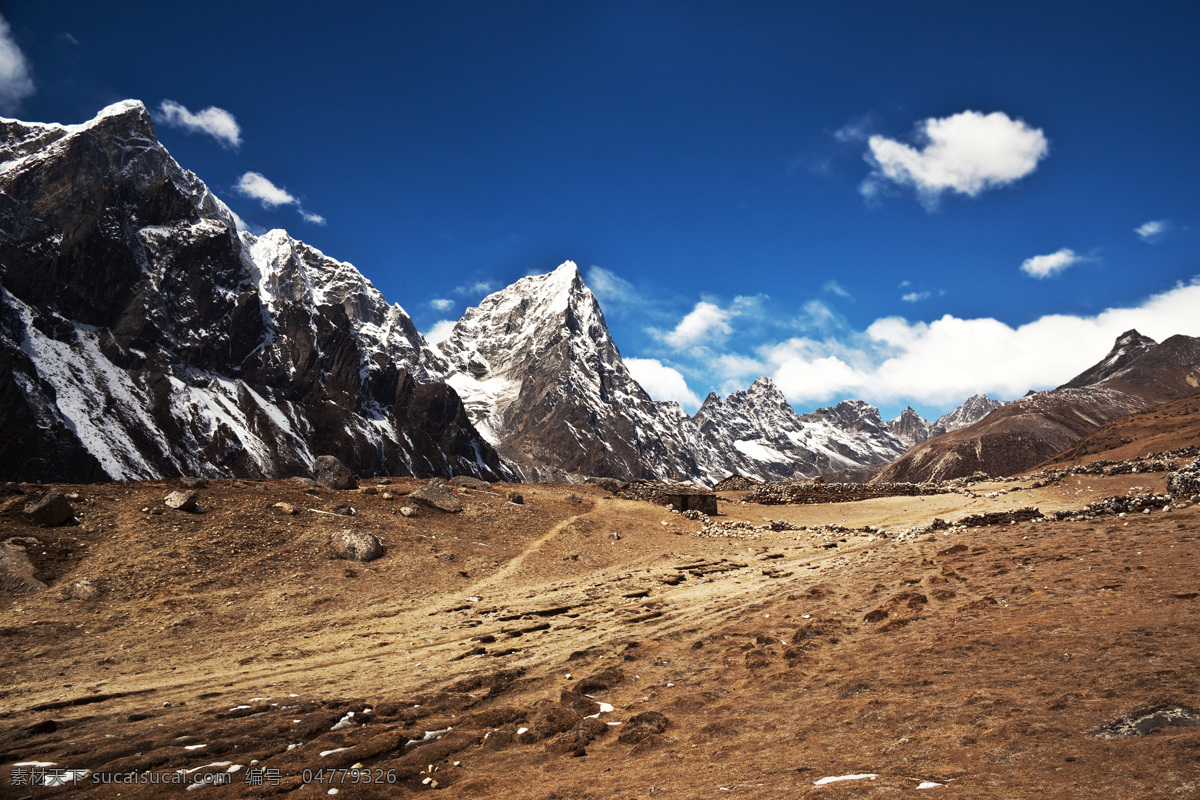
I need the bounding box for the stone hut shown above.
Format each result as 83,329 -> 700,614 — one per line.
663,489 -> 718,515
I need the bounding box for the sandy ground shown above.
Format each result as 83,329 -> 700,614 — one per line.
1,470 -> 1198,799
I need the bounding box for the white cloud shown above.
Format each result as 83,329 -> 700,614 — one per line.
625,358 -> 702,410
586,266 -> 640,305
0,14 -> 35,113
425,319 -> 457,344
453,280 -> 498,298
823,280 -> 852,299
430,298 -> 455,312
660,301 -> 733,349
234,171 -> 324,225
236,172 -> 297,208
758,277 -> 1200,407
1020,248 -> 1083,279
1135,219 -> 1171,243
901,291 -> 931,302
157,100 -> 242,148
833,114 -> 874,143
862,110 -> 1048,208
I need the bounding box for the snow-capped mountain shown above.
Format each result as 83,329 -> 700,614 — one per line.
0,101 -> 506,482
695,381 -> 910,481
929,393 -> 1006,436
438,262 -> 715,482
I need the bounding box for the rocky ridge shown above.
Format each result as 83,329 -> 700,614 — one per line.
0,101 -> 506,483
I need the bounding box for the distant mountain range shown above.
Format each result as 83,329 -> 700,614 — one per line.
876,329 -> 1200,482
4,101 -> 1194,485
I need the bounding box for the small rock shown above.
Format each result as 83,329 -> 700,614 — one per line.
382,492 -> 395,500
610,532 -> 621,540
23,489 -> 74,527
290,476 -> 320,488
508,491 -> 524,505
272,502 -> 298,516
400,506 -> 418,517
180,477 -> 208,489
69,579 -> 101,601
163,490 -> 199,513
328,529 -> 384,562
314,455 -> 358,490
360,486 -> 379,496
330,504 -> 356,516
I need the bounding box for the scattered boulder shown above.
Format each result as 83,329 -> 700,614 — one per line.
410,481 -> 464,513
450,475 -> 491,490
508,491 -> 524,505
272,502 -> 298,515
163,490 -> 199,513
618,711 -> 669,744
400,506 -> 418,517
314,455 -> 358,490
179,477 -> 208,489
360,486 -> 379,496
585,477 -> 623,493
0,537 -> 46,593
328,529 -> 384,562
290,476 -> 320,488
68,579 -> 101,601
23,489 -> 74,527
330,504 -> 356,516
1093,703 -> 1200,738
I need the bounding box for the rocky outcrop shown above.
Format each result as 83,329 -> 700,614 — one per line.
0,101 -> 507,483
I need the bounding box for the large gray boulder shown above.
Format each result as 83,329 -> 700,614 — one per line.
314,456 -> 358,490
329,529 -> 384,562
23,490 -> 74,527
409,480 -> 464,513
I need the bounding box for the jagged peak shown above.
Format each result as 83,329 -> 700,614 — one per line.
1115,328 -> 1156,348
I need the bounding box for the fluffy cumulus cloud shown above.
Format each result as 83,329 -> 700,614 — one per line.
425,319 -> 457,344
0,14 -> 35,113
625,358 -> 702,409
862,111 -> 1048,208
749,278 -> 1200,407
236,172 -> 297,207
1135,219 -> 1171,243
157,100 -> 242,148
234,172 -> 324,225
1020,248 -> 1083,279
660,301 -> 733,349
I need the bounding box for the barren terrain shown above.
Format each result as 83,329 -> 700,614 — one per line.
3,465 -> 1200,798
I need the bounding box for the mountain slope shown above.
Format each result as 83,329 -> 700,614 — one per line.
875,330 -> 1200,483
0,101 -> 506,482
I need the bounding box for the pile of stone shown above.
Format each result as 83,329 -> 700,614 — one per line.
1167,461 -> 1200,499
746,480 -> 947,506
712,475 -> 762,491
1052,490 -> 1176,521
952,507 -> 1043,528
614,479 -> 709,506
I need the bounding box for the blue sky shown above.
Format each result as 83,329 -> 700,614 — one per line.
3,1 -> 1198,422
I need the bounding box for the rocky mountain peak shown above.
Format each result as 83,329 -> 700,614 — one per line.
1059,329 -> 1159,390
887,406 -> 932,449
